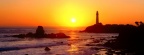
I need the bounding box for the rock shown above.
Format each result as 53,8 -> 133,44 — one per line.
68,44 -> 71,46
11,26 -> 70,38
25,54 -> 28,55
45,47 -> 50,51
26,32 -> 34,37
56,33 -> 70,38
12,34 -> 25,38
35,26 -> 45,37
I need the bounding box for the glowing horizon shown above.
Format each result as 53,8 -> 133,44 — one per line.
0,0 -> 144,27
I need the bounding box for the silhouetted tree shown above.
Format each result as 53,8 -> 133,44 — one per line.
135,21 -> 139,26
139,21 -> 144,26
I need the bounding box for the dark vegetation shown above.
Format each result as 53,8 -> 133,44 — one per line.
12,26 -> 70,38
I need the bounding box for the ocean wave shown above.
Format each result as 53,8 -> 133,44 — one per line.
0,41 -> 67,52
0,37 -> 21,42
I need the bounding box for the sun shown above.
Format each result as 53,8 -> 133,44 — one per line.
71,18 -> 76,23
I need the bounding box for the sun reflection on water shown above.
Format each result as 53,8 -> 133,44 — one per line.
68,44 -> 79,52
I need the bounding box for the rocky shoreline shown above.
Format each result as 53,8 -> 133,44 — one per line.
103,21 -> 144,55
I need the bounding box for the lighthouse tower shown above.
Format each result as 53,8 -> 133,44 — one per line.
96,11 -> 99,24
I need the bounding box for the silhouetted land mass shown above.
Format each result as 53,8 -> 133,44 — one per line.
12,26 -> 70,38
103,21 -> 144,55
83,11 -> 137,33
83,23 -> 136,33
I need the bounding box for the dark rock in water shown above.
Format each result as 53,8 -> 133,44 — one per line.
26,32 -> 34,37
35,26 -> 45,37
60,42 -> 63,44
25,54 -> 28,55
12,34 -> 26,38
68,44 -> 71,46
11,26 -> 70,38
45,47 -> 50,51
56,33 -> 70,38
46,33 -> 70,38
47,33 -> 56,38
90,47 -> 100,50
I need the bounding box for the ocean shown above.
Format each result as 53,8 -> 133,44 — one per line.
0,27 -> 118,55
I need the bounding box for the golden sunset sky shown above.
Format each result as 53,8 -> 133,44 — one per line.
0,0 -> 144,27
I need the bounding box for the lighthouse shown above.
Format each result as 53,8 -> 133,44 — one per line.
96,11 -> 99,24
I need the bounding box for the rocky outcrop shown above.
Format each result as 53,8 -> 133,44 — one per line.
104,21 -> 144,54
12,26 -> 70,38
35,26 -> 45,37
